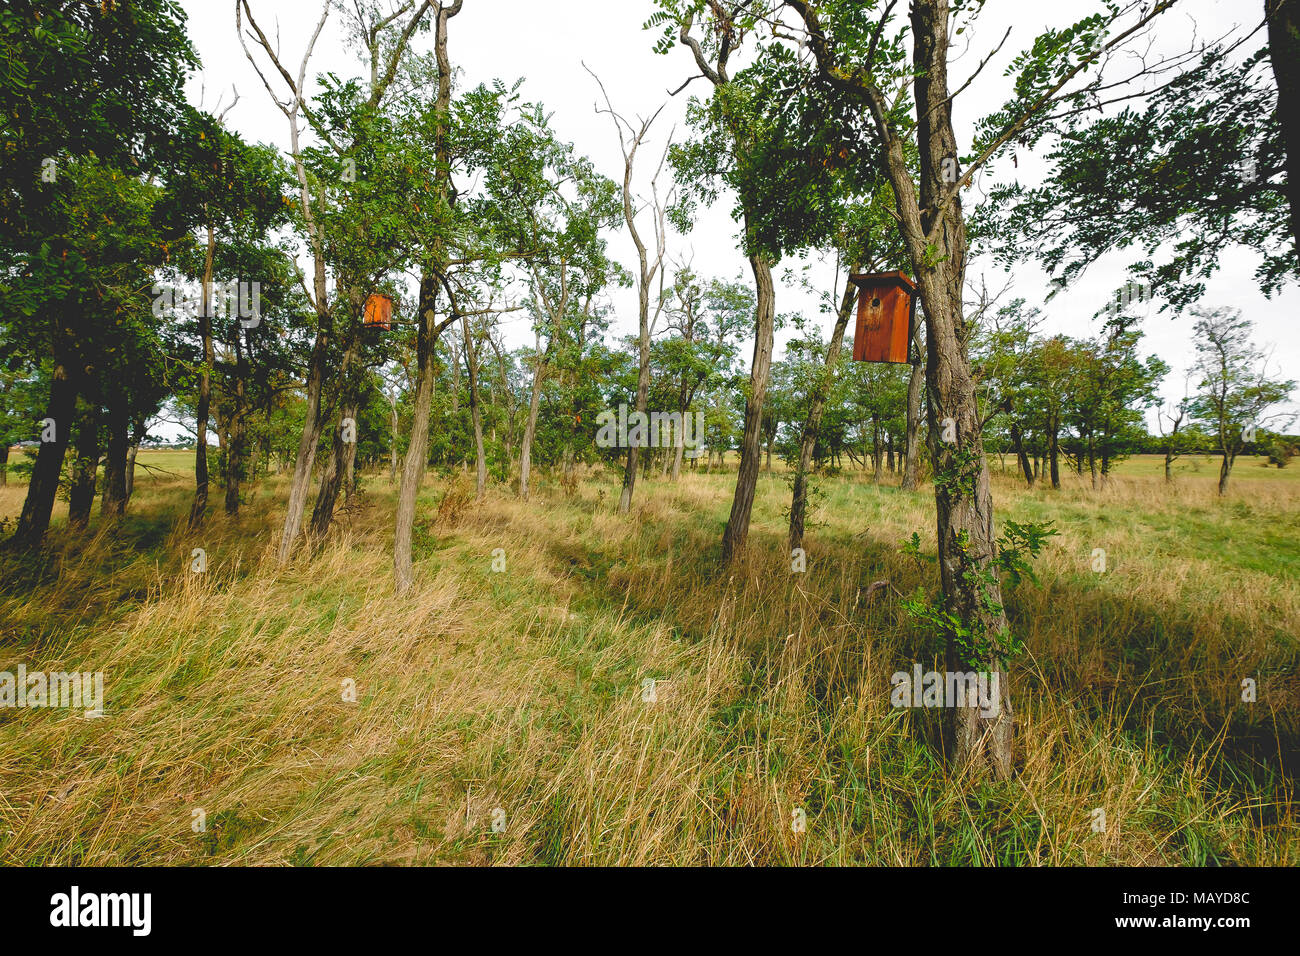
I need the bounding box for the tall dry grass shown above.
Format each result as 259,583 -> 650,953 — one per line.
0,453 -> 1295,864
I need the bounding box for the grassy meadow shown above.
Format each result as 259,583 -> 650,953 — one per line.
0,451 -> 1296,865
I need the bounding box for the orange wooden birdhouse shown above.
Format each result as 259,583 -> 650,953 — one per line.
364,293 -> 393,331
851,271 -> 916,364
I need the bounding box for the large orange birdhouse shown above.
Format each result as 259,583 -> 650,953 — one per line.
364,293 -> 393,331
851,271 -> 916,364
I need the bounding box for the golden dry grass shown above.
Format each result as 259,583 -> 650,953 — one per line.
0,452 -> 1295,865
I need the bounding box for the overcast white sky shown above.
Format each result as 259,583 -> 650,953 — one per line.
179,0 -> 1298,426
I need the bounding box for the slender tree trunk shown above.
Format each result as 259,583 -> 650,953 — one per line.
388,394 -> 401,485
616,398 -> 645,507
225,409 -> 246,516
391,3 -> 465,593
1010,421 -> 1035,487
790,278 -> 854,550
67,396 -> 99,531
101,391 -> 129,516
0,442 -> 8,487
519,333 -> 546,501
720,250 -> 776,563
488,335 -> 516,467
1218,448 -> 1233,495
343,430 -> 359,503
463,315 -> 487,499
618,286 -> 652,513
277,298 -> 331,564
311,399 -> 357,540
309,328 -> 359,539
224,331 -> 251,516
902,321 -> 925,489
1048,420 -> 1061,489
872,417 -> 884,483
125,441 -> 139,503
190,224 -> 216,528
395,274 -> 442,595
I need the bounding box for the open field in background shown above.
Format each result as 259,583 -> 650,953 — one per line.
0,453 -> 1296,864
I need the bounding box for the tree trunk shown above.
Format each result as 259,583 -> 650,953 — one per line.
388,394 -> 401,485
488,335 -> 517,467
519,332 -> 546,501
792,0 -> 1015,774
463,315 -> 487,499
390,0 -> 465,592
190,223 -> 216,528
1048,420 -> 1061,489
394,0 -> 460,595
309,328 -> 359,540
790,277 -> 854,550
1267,0 -> 1300,261
0,442 -> 8,486
101,390 -> 129,516
310,400 -> 356,541
224,329 -> 251,516
617,306 -> 651,515
125,440 -> 139,503
902,320 -> 925,490
872,416 -> 884,483
343,425 -> 359,505
720,250 -> 775,564
67,396 -> 99,531
1010,421 -> 1035,487
905,0 -> 1012,777
276,307 -> 331,563
395,274 -> 442,595
224,409 -> 246,516
13,360 -> 79,547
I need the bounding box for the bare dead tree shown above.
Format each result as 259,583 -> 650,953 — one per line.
586,65 -> 673,514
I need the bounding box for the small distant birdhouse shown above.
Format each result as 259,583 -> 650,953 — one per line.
851,271 -> 916,364
364,293 -> 393,331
